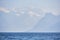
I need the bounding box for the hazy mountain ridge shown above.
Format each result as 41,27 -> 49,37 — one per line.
29,13 -> 60,32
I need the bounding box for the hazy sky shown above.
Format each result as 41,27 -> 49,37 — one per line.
0,0 -> 60,32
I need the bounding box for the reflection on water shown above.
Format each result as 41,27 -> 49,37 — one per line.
0,33 -> 60,40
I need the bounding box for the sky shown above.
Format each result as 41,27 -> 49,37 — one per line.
0,0 -> 60,32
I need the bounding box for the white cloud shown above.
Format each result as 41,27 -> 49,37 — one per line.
15,14 -> 20,16
42,8 -> 60,16
29,6 -> 60,17
51,10 -> 60,16
11,8 -> 17,12
28,11 -> 41,17
0,7 -> 60,17
11,8 -> 25,15
0,7 -> 25,17
0,7 -> 10,13
20,11 -> 25,14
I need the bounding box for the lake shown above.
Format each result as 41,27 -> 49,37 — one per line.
0,32 -> 60,40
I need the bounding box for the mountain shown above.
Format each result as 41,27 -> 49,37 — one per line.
29,13 -> 60,32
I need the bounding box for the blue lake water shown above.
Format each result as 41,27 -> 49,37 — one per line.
0,33 -> 60,40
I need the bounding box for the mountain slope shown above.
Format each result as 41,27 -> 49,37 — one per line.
29,13 -> 60,32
